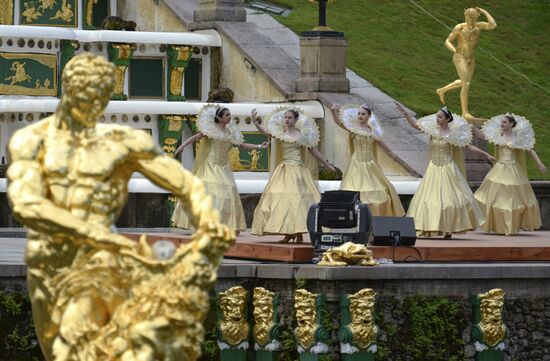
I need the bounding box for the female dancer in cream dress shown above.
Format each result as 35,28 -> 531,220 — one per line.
396,103 -> 494,238
250,107 -> 335,243
473,114 -> 546,234
171,104 -> 267,231
330,103 -> 405,216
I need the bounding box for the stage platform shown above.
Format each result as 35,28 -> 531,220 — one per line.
122,230 -> 550,263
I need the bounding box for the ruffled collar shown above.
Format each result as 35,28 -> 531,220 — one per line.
417,113 -> 472,147
196,104 -> 243,145
481,113 -> 535,150
339,104 -> 382,140
266,106 -> 320,147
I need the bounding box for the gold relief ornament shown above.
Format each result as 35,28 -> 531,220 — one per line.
435,7 -> 497,125
294,289 -> 330,354
0,0 -> 14,25
338,289 -> 378,354
417,111 -> 472,147
169,66 -> 184,97
217,286 -> 250,349
50,0 -> 74,22
481,114 -> 535,150
317,242 -> 378,267
339,104 -> 382,140
7,53 -> 235,361
197,104 -> 244,145
85,0 -> 99,26
267,106 -> 320,147
472,289 -> 507,352
253,287 -> 281,351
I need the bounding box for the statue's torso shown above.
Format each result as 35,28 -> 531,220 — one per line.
42,129 -> 133,230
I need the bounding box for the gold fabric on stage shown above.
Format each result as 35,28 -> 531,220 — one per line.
251,141 -> 320,235
172,137 -> 246,230
407,137 -> 483,236
340,134 -> 405,216
474,145 -> 541,234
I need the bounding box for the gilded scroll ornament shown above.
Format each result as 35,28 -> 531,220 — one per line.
472,288 -> 507,352
109,44 -> 135,100
435,7 -> 497,125
167,45 -> 192,101
217,286 -> 250,348
169,66 -> 184,97
7,53 -> 235,361
253,287 -> 281,351
317,242 -> 378,267
85,0 -> 99,27
294,289 -> 329,358
339,288 -> 378,358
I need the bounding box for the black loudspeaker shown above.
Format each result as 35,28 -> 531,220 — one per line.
371,216 -> 416,246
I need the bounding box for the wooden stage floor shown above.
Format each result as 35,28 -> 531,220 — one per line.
123,230 -> 550,263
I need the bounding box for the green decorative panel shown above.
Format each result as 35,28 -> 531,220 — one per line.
20,0 -> 78,27
0,0 -> 14,25
230,132 -> 269,172
84,0 -> 109,29
184,58 -> 201,100
0,52 -> 57,96
129,58 -> 165,99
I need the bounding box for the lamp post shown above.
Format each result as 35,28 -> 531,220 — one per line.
302,0 -> 343,37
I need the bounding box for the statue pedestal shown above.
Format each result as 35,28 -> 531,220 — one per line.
475,349 -> 503,361
466,137 -> 491,181
296,36 -> 350,93
220,349 -> 247,361
256,350 -> 279,361
193,0 -> 246,23
342,353 -> 375,361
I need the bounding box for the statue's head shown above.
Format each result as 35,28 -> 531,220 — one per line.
349,288 -> 376,325
61,53 -> 114,127
479,288 -> 504,324
464,8 -> 480,25
219,286 -> 247,322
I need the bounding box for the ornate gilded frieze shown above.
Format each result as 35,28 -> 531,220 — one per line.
0,52 -> 57,96
108,43 -> 136,100
167,45 -> 192,101
20,0 -> 78,27
230,131 -> 269,172
0,0 -> 14,25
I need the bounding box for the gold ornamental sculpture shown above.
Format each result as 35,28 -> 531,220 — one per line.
7,53 -> 235,361
436,7 -> 497,125
472,288 -> 507,351
317,242 -> 378,267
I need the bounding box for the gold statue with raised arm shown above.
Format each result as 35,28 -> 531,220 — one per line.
7,53 -> 234,361
436,7 -> 496,124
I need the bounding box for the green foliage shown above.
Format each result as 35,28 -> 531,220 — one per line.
274,0 -> 550,179
295,278 -> 308,289
376,295 -> 466,361
0,289 -> 44,360
198,294 -> 220,361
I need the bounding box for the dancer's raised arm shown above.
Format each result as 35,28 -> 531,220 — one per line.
395,102 -> 419,130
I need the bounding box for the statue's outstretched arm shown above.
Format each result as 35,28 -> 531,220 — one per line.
136,154 -> 235,263
7,159 -> 134,250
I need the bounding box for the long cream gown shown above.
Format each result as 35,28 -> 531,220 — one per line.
172,137 -> 246,230
474,145 -> 541,234
340,134 -> 405,216
251,140 -> 320,235
406,137 -> 484,237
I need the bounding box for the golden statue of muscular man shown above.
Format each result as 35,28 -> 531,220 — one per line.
7,53 -> 234,360
436,7 -> 496,124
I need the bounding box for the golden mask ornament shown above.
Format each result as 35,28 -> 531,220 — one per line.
252,287 -> 280,349
347,289 -> 377,350
7,53 -> 235,361
294,289 -> 318,350
218,286 -> 250,347
478,288 -> 506,348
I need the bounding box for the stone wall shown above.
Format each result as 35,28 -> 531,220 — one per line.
117,0 -> 188,32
